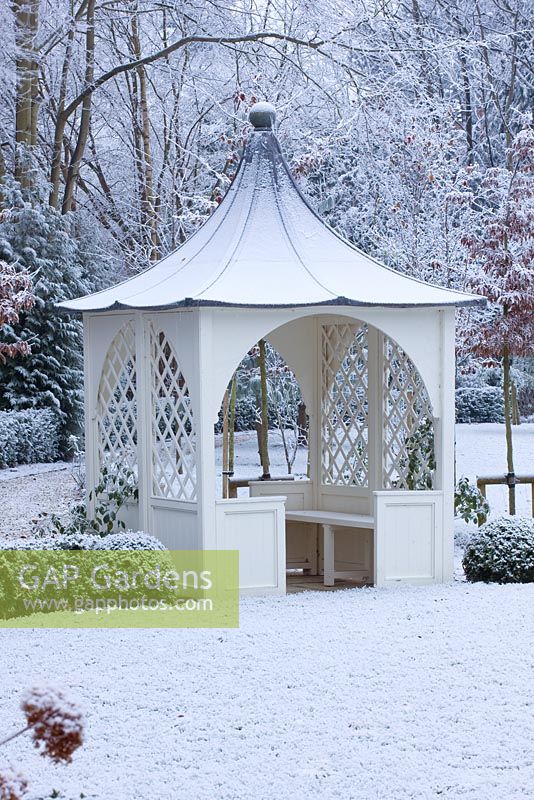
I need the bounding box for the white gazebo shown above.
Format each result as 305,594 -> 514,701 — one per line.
61,102 -> 483,595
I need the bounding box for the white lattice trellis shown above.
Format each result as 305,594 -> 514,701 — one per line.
321,323 -> 369,486
96,322 -> 137,471
151,326 -> 196,500
383,336 -> 435,490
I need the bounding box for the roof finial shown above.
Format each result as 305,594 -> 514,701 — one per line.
249,102 -> 276,130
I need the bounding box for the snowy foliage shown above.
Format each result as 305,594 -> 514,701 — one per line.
460,128 -> 534,359
0,408 -> 60,467
455,387 -> 504,424
0,258 -> 34,362
0,530 -> 164,551
0,180 -> 105,453
91,532 -> 167,551
463,515 -> 534,583
454,477 -> 490,526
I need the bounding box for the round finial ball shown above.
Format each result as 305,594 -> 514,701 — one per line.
249,102 -> 276,129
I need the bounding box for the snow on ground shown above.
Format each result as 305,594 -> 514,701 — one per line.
0,424 -> 533,799
1,583 -> 533,800
0,463 -> 75,539
455,423 -> 533,516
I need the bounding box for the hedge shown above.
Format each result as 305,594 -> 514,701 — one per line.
455,387 -> 504,424
0,408 -> 61,468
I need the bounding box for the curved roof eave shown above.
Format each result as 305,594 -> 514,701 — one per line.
58,103 -> 486,314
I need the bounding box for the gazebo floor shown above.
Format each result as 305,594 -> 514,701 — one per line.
286,574 -> 370,593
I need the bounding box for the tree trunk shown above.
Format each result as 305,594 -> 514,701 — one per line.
12,0 -> 39,189
297,402 -> 308,446
61,0 -> 95,214
511,382 -> 520,426
503,346 -> 516,514
228,373 -> 237,476
258,339 -> 270,479
221,388 -> 229,498
130,11 -> 159,261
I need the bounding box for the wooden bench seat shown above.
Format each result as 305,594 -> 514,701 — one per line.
285,510 -> 375,586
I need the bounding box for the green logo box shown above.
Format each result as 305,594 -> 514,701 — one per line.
0,550 -> 239,628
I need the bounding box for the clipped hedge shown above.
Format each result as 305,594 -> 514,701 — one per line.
463,515 -> 534,583
0,408 -> 60,468
0,531 -> 165,552
455,387 -> 504,424
0,530 -> 171,620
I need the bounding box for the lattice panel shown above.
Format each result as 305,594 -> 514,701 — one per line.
151,327 -> 196,500
383,337 -> 435,490
321,323 -> 369,486
97,322 -> 137,471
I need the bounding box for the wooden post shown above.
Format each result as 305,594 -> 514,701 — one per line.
135,313 -> 151,534
502,346 -> 516,515
511,382 -> 520,425
222,388 -> 229,498
229,373 -> 237,476
258,338 -> 270,479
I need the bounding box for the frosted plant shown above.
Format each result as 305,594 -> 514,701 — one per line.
0,687 -> 84,799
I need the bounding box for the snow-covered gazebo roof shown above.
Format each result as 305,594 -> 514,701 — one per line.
60,102 -> 482,312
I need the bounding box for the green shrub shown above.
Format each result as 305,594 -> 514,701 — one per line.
463,515 -> 534,583
0,531 -> 171,620
455,477 -> 490,525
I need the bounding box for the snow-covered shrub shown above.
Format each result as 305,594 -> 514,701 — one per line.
0,532 -> 100,551
215,395 -> 274,433
0,408 -> 60,467
463,516 -> 534,583
0,530 -> 170,620
455,476 -> 490,525
455,387 -> 504,423
518,385 -> 534,419
0,530 -> 162,552
456,386 -> 504,423
92,531 -> 166,550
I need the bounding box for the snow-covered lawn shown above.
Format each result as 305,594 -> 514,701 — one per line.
1,423 -> 533,799
455,423 -> 533,516
2,583 -> 534,800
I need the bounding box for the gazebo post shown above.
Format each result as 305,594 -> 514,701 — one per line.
82,313 -> 97,519
193,309 -> 217,550
367,325 -> 383,495
135,312 -> 152,533
436,308 -> 457,580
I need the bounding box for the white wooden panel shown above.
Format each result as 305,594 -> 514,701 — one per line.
150,501 -> 199,550
249,479 -> 312,509
250,481 -> 316,572
318,487 -> 371,515
117,501 -> 140,532
374,491 -> 443,586
215,497 -> 286,595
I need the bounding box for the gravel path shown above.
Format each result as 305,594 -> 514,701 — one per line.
0,464 -> 77,539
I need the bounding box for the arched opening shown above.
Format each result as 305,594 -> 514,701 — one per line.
214,341 -> 309,497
